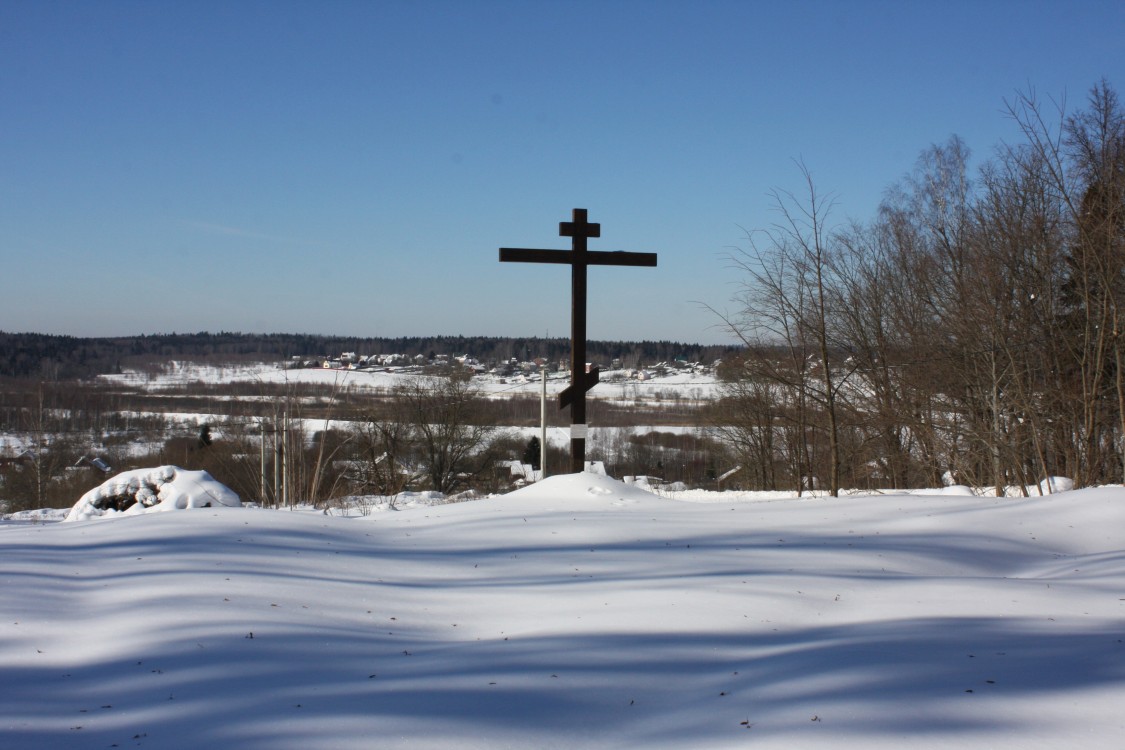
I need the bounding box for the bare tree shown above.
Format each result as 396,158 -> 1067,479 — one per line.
1006,81 -> 1125,484
710,358 -> 783,489
356,370 -> 503,495
355,398 -> 419,496
832,220 -> 927,488
970,145 -> 1071,492
402,372 -> 502,494
719,163 -> 850,495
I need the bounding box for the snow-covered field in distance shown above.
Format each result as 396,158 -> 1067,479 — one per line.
3,472 -> 1124,749
98,360 -> 722,400
94,360 -> 719,445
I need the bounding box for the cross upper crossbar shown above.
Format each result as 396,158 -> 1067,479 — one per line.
560,212 -> 600,239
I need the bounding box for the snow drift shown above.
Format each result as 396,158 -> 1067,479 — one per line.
4,473 -> 1124,749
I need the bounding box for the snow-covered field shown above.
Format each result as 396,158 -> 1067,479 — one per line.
84,360 -> 717,452
3,473 -> 1124,748
98,360 -> 722,400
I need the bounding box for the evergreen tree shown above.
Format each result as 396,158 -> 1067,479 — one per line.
522,436 -> 541,471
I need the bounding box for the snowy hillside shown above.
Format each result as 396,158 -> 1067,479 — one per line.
2,474 -> 1124,748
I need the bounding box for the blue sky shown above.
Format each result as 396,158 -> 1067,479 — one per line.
2,0 -> 1123,345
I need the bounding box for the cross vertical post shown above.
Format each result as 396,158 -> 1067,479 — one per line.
499,208 -> 658,474
562,209 -> 597,473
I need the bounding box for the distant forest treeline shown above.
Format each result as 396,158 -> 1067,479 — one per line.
0,331 -> 739,380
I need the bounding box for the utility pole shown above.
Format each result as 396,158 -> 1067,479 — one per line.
282,407 -> 290,508
540,367 -> 548,479
259,421 -> 267,505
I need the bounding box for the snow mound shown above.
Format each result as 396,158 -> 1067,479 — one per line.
64,466 -> 241,521
502,471 -> 668,505
1040,476 -> 1075,494
1,507 -> 69,523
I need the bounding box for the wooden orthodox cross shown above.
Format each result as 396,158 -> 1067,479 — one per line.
500,208 -> 658,473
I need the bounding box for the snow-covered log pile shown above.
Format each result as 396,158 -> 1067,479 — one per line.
64,466 -> 241,521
